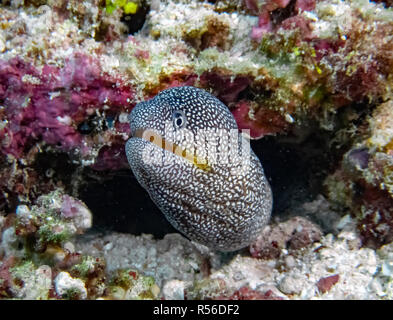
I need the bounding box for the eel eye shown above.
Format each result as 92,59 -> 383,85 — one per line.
172,110 -> 187,129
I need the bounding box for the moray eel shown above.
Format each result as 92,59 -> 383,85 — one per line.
125,86 -> 272,251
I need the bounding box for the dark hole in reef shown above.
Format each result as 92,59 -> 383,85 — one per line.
252,130 -> 335,216
33,152 -> 79,189
0,188 -> 17,214
78,115 -> 108,135
237,86 -> 273,102
373,0 -> 393,8
121,4 -> 150,35
78,120 -> 95,135
237,86 -> 257,101
270,0 -> 297,27
351,99 -> 382,126
352,182 -> 365,201
78,169 -> 177,238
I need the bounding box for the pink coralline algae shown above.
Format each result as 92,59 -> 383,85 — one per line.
0,256 -> 16,298
147,71 -> 198,96
60,194 -> 92,233
251,11 -> 273,41
197,72 -> 291,138
232,100 -> 289,139
248,0 -> 316,42
199,72 -> 251,106
0,53 -> 134,169
316,274 -> 340,293
61,195 -> 82,219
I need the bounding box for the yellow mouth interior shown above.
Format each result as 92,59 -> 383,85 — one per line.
134,129 -> 211,172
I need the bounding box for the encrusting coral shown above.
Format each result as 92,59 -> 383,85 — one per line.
325,100 -> 393,248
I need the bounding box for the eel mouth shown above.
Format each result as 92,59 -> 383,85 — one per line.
133,128 -> 211,172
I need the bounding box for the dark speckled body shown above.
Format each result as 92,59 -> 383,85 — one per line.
126,86 -> 272,251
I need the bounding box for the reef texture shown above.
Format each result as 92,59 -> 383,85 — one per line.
326,100 -> 393,249
72,211 -> 393,300
2,191 -> 393,299
0,0 -> 393,299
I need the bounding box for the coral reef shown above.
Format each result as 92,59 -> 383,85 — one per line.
0,189 -> 161,299
249,216 -> 322,259
54,271 -> 88,300
325,100 -> 393,248
74,213 -> 393,300
1,191 -> 393,299
0,54 -> 133,165
0,0 -> 393,300
1,0 -> 392,177
108,268 -> 160,299
0,190 -> 103,299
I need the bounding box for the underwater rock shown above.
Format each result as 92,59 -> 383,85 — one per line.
231,100 -> 290,139
61,195 -> 92,230
279,274 -> 307,295
325,100 -> 393,248
54,271 -> 87,300
9,262 -> 52,299
0,188 -> 94,293
75,232 -> 222,288
108,268 -> 160,300
249,216 -> 322,259
0,0 -> 392,141
0,256 -> 16,298
14,190 -> 92,248
162,279 -> 185,300
0,226 -> 25,259
166,221 -> 379,299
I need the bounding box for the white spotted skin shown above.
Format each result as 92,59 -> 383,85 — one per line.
126,86 -> 272,251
